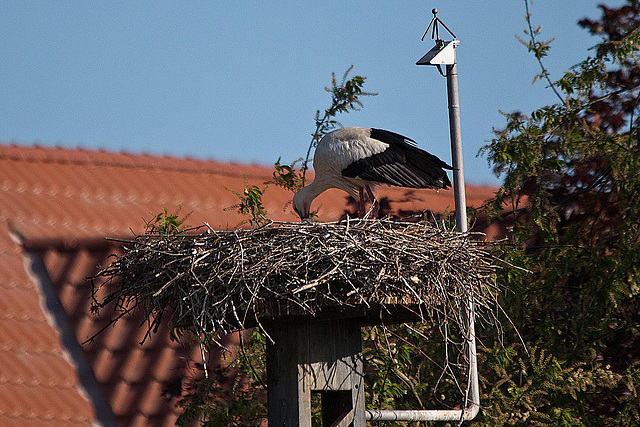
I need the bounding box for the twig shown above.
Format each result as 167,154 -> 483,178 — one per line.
523,0 -> 565,103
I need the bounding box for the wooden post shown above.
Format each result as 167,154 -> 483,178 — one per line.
265,317 -> 365,426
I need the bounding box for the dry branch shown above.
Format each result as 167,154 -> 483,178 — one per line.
91,218 -> 501,347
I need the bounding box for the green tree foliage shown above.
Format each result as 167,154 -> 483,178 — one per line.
145,206 -> 192,235
225,181 -> 269,228
176,329 -> 267,426
478,0 -> 640,424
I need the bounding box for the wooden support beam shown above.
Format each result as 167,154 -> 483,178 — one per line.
265,317 -> 365,426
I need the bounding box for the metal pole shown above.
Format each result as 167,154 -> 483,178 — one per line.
365,42 -> 480,424
446,60 -> 480,419
446,62 -> 467,234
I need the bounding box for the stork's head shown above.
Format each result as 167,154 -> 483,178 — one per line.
292,186 -> 311,220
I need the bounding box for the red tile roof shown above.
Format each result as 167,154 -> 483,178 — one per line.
0,142 -> 497,425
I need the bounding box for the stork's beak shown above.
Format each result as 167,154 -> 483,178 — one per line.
301,217 -> 314,224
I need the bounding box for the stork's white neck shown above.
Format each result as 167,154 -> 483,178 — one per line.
293,178 -> 333,219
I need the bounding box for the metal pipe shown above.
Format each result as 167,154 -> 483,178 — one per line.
366,406 -> 479,422
446,62 -> 467,234
446,60 -> 480,418
365,44 -> 480,424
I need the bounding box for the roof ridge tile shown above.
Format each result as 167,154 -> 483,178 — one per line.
0,143 -> 269,178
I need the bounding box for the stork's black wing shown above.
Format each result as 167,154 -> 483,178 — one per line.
341,128 -> 452,189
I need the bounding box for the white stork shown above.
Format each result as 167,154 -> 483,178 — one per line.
292,127 -> 452,220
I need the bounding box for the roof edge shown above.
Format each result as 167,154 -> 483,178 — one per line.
22,250 -> 117,426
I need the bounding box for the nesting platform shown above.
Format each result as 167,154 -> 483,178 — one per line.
92,218 -> 498,425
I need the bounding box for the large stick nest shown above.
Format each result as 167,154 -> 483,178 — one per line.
92,218 -> 500,346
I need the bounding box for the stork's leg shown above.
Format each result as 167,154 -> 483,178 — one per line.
365,186 -> 379,218
358,188 -> 366,218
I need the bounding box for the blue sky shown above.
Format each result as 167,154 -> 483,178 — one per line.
0,1 -> 625,185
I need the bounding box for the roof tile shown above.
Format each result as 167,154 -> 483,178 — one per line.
0,319 -> 62,353
138,380 -> 166,415
0,415 -> 90,427
92,347 -> 122,386
150,347 -> 179,383
0,350 -> 77,387
75,315 -> 101,345
0,285 -> 46,322
121,348 -> 149,384
0,383 -> 93,424
110,380 -> 137,416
